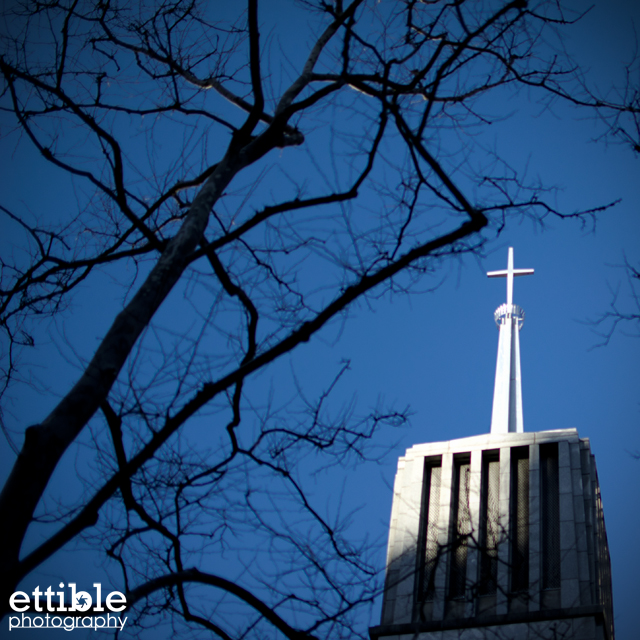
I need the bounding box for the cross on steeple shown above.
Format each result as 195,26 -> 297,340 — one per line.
486,247 -> 534,434
487,247 -> 534,306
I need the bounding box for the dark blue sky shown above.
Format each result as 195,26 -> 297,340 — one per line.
1,1 -> 639,638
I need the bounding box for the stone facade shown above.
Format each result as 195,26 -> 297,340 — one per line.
370,429 -> 614,640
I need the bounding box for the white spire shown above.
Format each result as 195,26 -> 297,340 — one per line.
487,247 -> 534,434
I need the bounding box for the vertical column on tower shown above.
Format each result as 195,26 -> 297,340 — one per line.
528,443 -> 542,612
496,446 -> 512,615
381,453 -> 424,624
559,440 -> 580,609
464,449 -> 483,617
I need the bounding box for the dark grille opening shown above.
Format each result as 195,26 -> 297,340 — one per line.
420,463 -> 442,601
541,443 -> 560,589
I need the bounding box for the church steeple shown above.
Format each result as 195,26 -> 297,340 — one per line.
487,247 -> 534,434
371,248 -> 614,640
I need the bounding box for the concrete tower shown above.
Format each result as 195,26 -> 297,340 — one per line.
370,248 -> 614,640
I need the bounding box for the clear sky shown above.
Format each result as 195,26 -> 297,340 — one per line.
1,1 -> 639,639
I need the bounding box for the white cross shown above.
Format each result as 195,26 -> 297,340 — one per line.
487,247 -> 534,305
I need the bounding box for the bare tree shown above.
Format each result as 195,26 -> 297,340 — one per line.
591,67 -> 640,346
0,1 -> 619,637
590,258 -> 640,348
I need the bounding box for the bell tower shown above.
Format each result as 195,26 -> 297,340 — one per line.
370,248 -> 614,640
